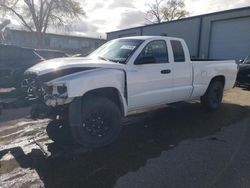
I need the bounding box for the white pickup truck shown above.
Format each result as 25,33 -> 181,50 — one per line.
24,36 -> 237,148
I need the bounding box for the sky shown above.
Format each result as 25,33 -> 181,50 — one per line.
1,0 -> 250,39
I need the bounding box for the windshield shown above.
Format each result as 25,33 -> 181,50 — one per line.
244,54 -> 250,64
89,39 -> 144,64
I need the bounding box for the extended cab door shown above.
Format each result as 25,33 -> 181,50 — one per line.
169,39 -> 193,101
126,40 -> 173,111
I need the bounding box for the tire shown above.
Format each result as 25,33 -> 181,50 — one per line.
46,120 -> 73,145
73,96 -> 122,148
30,103 -> 49,119
200,80 -> 224,111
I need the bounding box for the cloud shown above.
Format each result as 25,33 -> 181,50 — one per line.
71,20 -> 98,33
94,2 -> 106,9
84,0 -> 107,11
91,19 -> 107,25
109,0 -> 135,8
118,9 -> 146,29
186,0 -> 250,15
68,19 -> 105,38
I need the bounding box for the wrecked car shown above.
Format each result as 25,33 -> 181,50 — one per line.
23,36 -> 238,148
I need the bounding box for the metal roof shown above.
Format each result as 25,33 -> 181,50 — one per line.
107,6 -> 250,34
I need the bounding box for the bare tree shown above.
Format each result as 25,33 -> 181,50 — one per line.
145,0 -> 189,24
0,0 -> 85,46
161,0 -> 189,21
145,0 -> 164,24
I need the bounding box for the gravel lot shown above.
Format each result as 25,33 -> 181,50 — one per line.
0,87 -> 250,188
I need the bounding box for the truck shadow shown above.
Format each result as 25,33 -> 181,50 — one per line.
1,101 -> 250,188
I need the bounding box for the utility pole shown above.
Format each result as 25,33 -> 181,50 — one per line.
0,19 -> 10,43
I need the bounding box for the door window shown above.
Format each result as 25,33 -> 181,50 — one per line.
136,40 -> 169,64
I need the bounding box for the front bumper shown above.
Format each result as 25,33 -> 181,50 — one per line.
44,95 -> 73,107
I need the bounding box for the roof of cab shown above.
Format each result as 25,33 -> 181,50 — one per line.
114,36 -> 183,41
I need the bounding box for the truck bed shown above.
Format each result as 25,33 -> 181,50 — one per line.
190,60 -> 237,99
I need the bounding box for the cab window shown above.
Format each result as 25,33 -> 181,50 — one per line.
171,40 -> 185,62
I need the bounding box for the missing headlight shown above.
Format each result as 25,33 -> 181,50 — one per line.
44,85 -> 53,94
57,85 -> 67,95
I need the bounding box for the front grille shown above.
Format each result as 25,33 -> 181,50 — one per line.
21,73 -> 46,101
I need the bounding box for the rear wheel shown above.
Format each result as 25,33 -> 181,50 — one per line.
201,80 -> 224,111
73,96 -> 122,148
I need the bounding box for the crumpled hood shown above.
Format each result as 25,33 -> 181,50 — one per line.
26,57 -> 125,76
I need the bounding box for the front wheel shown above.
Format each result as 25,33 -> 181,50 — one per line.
200,80 -> 224,111
73,96 -> 122,148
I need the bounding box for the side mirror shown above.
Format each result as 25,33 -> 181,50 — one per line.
239,59 -> 244,64
135,56 -> 155,65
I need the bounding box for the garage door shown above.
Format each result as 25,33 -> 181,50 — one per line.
209,17 -> 250,60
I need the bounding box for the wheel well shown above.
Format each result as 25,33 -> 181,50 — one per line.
210,75 -> 225,87
82,87 -> 124,115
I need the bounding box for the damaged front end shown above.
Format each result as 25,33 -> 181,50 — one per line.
43,83 -> 73,107
21,73 -> 73,119
22,66 -> 95,105
22,72 -> 73,105
21,74 -> 45,102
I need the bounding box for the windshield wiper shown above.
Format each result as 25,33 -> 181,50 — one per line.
98,56 -> 121,63
98,56 -> 110,61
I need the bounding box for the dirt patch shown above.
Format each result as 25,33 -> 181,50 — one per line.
0,87 -> 250,188
0,88 -> 16,94
0,107 -> 30,125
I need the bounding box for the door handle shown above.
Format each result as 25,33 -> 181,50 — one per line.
161,69 -> 171,74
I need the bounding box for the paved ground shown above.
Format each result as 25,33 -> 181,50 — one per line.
0,87 -> 250,188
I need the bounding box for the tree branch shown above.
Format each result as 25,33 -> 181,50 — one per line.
42,0 -> 55,33
24,0 -> 40,32
1,0 -> 85,33
0,3 -> 34,31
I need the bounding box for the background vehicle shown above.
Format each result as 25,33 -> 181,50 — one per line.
24,36 -> 238,148
0,44 -> 68,88
237,54 -> 250,87
0,44 -> 43,88
34,49 -> 69,60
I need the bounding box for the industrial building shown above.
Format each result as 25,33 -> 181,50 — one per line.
107,7 -> 250,60
3,28 -> 106,55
